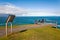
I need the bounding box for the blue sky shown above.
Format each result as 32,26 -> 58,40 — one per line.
0,0 -> 59,9
0,0 -> 60,16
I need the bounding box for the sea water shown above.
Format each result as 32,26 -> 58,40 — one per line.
0,16 -> 60,27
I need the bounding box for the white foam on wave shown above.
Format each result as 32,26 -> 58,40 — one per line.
57,25 -> 60,27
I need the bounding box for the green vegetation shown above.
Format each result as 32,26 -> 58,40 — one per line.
0,24 -> 25,30
0,25 -> 17,30
0,24 -> 33,29
0,26 -> 60,40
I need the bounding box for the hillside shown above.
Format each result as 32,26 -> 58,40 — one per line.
0,25 -> 60,40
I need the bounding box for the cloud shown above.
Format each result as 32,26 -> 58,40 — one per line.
0,3 -> 60,16
23,9 -> 59,16
0,3 -> 27,16
24,11 -> 56,16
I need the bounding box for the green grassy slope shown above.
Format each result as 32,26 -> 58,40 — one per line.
0,26 -> 60,40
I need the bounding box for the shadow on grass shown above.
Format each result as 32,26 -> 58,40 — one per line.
7,29 -> 27,37
52,26 -> 60,29
19,29 -> 27,33
52,26 -> 56,28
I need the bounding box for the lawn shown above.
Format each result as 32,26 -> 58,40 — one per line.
0,24 -> 26,30
0,25 -> 60,40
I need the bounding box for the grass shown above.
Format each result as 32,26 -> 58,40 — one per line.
0,24 -> 27,30
0,25 -> 60,40
0,24 -> 33,29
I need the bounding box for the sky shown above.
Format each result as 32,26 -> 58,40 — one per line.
0,0 -> 60,16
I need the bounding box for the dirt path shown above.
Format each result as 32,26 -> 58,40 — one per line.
0,24 -> 55,37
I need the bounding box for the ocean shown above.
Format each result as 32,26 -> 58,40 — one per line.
0,16 -> 60,27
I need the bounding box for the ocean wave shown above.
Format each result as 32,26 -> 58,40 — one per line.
57,25 -> 60,27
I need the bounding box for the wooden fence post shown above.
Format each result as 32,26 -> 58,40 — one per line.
11,22 -> 12,33
6,23 -> 8,37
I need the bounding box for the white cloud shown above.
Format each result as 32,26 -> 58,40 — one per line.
0,3 -> 60,16
0,3 -> 27,15
23,11 -> 56,16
